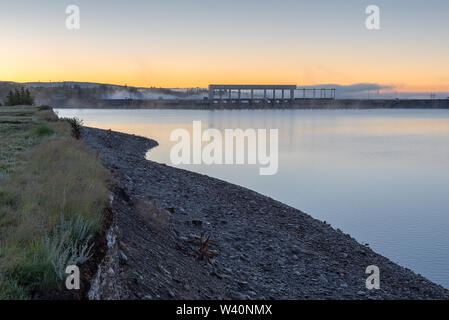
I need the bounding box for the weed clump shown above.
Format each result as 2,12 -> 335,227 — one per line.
62,117 -> 83,140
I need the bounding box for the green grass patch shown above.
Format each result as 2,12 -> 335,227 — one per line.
33,124 -> 55,137
0,276 -> 29,300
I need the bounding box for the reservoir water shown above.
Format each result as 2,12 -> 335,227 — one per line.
56,108 -> 449,289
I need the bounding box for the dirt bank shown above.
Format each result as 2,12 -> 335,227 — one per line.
81,127 -> 449,300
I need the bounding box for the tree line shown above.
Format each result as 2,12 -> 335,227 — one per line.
4,87 -> 34,106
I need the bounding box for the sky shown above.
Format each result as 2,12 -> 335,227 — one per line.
1,0 -> 449,91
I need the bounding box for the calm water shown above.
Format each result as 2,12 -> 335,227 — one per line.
56,108 -> 449,289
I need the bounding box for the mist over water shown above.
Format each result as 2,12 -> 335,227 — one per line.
56,108 -> 449,289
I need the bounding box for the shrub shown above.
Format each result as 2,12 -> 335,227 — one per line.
62,117 -> 83,140
38,105 -> 52,111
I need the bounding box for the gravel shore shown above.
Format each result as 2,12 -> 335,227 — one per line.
81,126 -> 449,300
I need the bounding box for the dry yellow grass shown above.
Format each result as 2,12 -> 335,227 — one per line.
0,137 -> 110,241
0,106 -> 110,299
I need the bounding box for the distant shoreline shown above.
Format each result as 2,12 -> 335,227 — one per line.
48,98 -> 449,110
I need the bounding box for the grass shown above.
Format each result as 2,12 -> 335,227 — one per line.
0,105 -> 110,299
38,105 -> 52,111
33,124 -> 55,137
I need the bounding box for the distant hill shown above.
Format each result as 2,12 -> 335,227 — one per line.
24,81 -> 120,89
2,81 -> 448,101
2,81 -> 136,89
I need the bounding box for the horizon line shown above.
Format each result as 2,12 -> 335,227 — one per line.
2,80 -> 449,94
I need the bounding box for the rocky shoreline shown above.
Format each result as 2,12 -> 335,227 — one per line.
81,126 -> 449,300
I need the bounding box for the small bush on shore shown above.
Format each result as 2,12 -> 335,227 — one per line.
62,117 -> 83,140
